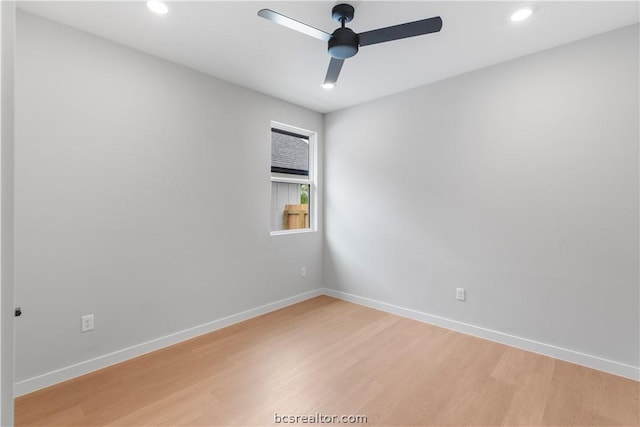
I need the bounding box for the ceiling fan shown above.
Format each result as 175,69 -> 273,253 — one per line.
258,4 -> 443,88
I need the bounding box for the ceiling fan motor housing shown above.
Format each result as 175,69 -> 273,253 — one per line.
328,27 -> 359,59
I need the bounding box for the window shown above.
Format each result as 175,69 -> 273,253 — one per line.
270,122 -> 316,234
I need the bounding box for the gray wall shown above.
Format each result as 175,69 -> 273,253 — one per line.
14,11 -> 323,382
1,3 -> 15,424
324,25 -> 639,367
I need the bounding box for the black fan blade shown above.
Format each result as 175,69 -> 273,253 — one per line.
258,9 -> 331,42
324,57 -> 345,85
359,16 -> 442,47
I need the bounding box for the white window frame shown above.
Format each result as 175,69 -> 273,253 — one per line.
270,121 -> 317,236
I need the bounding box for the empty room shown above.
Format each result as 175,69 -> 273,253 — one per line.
0,1 -> 638,426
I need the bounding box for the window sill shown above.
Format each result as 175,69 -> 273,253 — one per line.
270,229 -> 316,236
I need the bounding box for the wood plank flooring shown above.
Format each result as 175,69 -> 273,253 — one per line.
16,296 -> 640,426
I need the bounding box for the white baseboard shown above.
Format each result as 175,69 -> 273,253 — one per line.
14,286 -> 638,397
14,288 -> 324,397
323,288 -> 640,381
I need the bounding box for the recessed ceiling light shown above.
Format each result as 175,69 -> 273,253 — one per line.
147,1 -> 168,15
510,8 -> 533,22
321,83 -> 335,90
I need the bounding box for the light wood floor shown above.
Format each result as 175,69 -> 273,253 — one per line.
16,296 -> 639,426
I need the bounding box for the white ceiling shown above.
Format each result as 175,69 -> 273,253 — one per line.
17,1 -> 640,113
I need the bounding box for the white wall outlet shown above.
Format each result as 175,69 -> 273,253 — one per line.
456,288 -> 466,301
81,314 -> 94,332
300,266 -> 307,278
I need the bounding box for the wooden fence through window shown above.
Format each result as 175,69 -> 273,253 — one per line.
284,204 -> 309,230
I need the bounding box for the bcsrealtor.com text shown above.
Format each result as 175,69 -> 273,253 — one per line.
274,412 -> 368,424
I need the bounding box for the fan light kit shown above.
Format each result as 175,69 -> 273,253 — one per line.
147,1 -> 168,15
258,4 -> 443,88
510,8 -> 533,22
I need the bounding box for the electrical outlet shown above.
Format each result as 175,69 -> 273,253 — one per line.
81,314 -> 94,332
456,288 -> 466,301
300,267 -> 307,277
